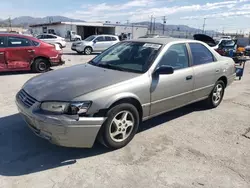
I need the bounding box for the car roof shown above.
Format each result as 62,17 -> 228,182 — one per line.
131,37 -> 193,45
92,34 -> 118,37
0,33 -> 41,42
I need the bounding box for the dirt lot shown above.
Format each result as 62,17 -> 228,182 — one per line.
0,44 -> 250,188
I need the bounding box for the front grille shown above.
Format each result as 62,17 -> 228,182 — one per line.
18,89 -> 37,108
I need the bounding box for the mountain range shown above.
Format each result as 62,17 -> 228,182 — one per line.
0,16 -> 84,27
0,16 -> 217,34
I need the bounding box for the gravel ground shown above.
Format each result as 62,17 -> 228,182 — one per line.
0,44 -> 250,188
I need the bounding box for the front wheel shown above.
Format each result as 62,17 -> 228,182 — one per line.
205,80 -> 225,108
98,103 -> 139,149
84,47 -> 92,55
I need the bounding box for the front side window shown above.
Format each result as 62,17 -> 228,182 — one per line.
89,42 -> 162,73
158,43 -> 189,70
95,36 -> 105,42
7,37 -> 31,47
37,35 -> 43,39
189,43 -> 214,66
45,35 -> 56,39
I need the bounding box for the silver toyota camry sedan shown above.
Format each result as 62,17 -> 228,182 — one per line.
16,38 -> 236,149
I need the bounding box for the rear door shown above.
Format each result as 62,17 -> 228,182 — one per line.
0,36 -> 7,71
93,36 -> 107,51
188,43 -> 219,99
5,36 -> 35,70
104,36 -> 116,48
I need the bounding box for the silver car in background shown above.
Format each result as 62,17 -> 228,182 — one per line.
71,35 -> 119,55
16,38 -> 236,149
36,34 -> 67,48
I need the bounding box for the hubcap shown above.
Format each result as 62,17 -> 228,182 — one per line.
109,111 -> 134,142
85,48 -> 91,54
212,84 -> 223,104
38,62 -> 46,71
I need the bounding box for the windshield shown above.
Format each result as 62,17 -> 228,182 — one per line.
84,36 -> 96,41
89,41 -> 162,73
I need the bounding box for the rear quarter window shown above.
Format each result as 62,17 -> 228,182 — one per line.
32,40 -> 40,46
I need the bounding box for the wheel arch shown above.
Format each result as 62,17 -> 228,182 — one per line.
94,94 -> 143,122
218,76 -> 228,88
30,56 -> 51,68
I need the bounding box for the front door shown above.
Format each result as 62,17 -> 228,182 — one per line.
93,36 -> 107,51
150,43 -> 194,116
188,43 -> 219,99
5,36 -> 35,70
0,36 -> 7,71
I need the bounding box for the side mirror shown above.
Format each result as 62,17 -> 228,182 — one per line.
93,40 -> 97,43
154,66 -> 174,75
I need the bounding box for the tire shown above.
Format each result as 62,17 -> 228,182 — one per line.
205,80 -> 225,108
84,47 -> 92,55
98,103 -> 140,149
32,58 -> 50,73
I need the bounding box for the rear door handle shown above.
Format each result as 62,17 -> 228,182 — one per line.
27,49 -> 35,53
0,52 -> 4,55
216,69 -> 220,73
186,75 -> 193,80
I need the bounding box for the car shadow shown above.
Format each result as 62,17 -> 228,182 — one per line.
63,52 -> 99,55
0,71 -> 36,76
0,102 -> 207,176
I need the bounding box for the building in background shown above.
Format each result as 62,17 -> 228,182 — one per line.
30,22 -> 148,40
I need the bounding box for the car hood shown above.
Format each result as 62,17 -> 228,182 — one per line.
23,64 -> 139,101
193,34 -> 216,47
73,41 -> 91,45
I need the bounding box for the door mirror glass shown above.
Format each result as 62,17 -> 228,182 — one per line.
154,66 -> 174,75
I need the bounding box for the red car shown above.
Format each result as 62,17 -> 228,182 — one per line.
0,33 -> 65,73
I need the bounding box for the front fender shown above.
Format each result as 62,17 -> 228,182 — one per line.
105,92 -> 142,109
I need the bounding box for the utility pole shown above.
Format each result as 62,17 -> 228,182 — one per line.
132,23 -> 134,39
153,17 -> 156,34
8,16 -> 12,32
202,18 -> 206,34
149,15 -> 153,34
126,20 -> 129,25
162,16 -> 166,35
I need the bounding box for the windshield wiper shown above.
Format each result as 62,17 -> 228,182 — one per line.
97,63 -> 128,72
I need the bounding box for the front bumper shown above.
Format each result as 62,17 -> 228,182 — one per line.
71,45 -> 84,52
15,94 -> 105,148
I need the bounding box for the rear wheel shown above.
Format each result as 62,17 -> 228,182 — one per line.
98,103 -> 139,149
32,58 -> 50,73
84,47 -> 92,55
205,80 -> 225,108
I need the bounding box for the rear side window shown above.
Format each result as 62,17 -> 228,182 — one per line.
0,36 -> 6,48
105,36 -> 112,41
7,36 -> 31,47
189,43 -> 214,66
32,40 -> 40,46
46,35 -> 57,39
112,37 -> 118,41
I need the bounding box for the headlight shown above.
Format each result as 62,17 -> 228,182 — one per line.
40,101 -> 91,115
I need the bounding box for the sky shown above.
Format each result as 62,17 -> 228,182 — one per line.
1,0 -> 250,33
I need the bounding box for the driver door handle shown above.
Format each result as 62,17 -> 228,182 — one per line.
186,75 -> 193,80
216,69 -> 220,73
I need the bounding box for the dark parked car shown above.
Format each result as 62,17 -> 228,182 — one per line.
0,33 -> 64,73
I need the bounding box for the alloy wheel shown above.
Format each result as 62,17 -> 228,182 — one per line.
212,83 -> 223,104
109,111 -> 134,143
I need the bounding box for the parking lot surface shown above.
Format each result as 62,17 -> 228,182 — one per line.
0,43 -> 250,188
